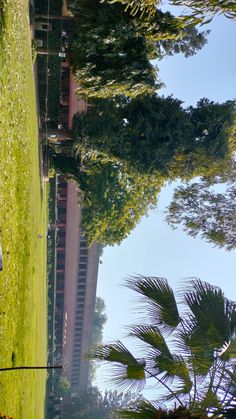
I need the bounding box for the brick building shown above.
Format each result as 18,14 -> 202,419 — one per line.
54,177 -> 100,395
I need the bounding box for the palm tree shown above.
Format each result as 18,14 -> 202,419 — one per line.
93,276 -> 236,418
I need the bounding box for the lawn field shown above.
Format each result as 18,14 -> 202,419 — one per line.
0,0 -> 47,417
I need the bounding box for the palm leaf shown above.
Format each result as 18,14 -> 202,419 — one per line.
129,325 -> 172,358
115,399 -> 167,419
178,315 -> 216,375
220,337 -> 236,361
126,276 -> 181,331
184,279 -> 236,352
195,387 -> 221,413
129,325 -> 192,394
92,341 -> 146,390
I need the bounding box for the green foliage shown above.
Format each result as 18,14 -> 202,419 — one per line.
156,26 -> 209,58
93,277 -> 236,416
103,0 -> 159,18
170,0 -> 236,23
53,376 -> 70,398
74,96 -> 236,178
166,178 -> 236,251
52,94 -> 235,246
91,297 -> 107,348
51,137 -> 164,246
67,0 -> 208,99
78,151 -> 164,246
68,0 -> 159,98
62,387 -> 139,419
31,40 -> 37,63
106,0 -> 236,25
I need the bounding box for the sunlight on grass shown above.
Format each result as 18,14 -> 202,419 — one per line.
0,0 -> 47,417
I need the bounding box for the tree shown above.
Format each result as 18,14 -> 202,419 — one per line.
89,297 -> 108,381
51,95 -> 235,246
67,0 -> 159,99
91,297 -> 108,348
76,151 -> 164,245
166,178 -> 236,251
93,276 -> 236,418
62,386 -> 139,418
66,0 -> 208,99
170,0 -> 236,23
55,375 -> 70,398
107,0 -> 236,23
103,0 -> 159,18
156,25 -> 210,59
74,96 -> 236,178
51,144 -> 164,246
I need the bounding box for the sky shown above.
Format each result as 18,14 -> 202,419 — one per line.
95,12 -> 236,390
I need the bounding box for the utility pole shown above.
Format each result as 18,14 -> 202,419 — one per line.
0,365 -> 62,372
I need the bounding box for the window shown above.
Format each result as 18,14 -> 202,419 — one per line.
80,248 -> 88,256
58,207 -> 67,216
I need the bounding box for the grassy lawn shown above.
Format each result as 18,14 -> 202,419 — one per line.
0,0 -> 47,417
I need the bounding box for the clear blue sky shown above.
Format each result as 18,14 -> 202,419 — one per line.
95,13 -> 236,390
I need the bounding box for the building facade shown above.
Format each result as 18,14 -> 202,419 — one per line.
54,177 -> 100,395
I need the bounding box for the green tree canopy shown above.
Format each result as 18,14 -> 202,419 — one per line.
93,276 -> 236,418
77,151 -> 164,245
166,177 -> 236,251
66,0 -> 208,98
74,96 -> 236,178
156,25 -> 210,58
51,94 -> 235,246
107,0 -> 236,24
62,387 -> 139,419
170,0 -> 236,23
51,147 -> 164,246
91,297 -> 107,348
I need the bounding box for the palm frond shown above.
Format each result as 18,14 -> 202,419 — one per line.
178,316 -> 215,375
126,276 -> 181,332
129,325 -> 193,395
220,337 -> 236,361
129,325 -> 172,358
92,341 -> 146,391
114,398 -> 167,419
184,279 -> 236,352
194,387 -> 221,413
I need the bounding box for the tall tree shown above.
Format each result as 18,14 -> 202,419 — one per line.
91,297 -> 107,348
52,95 -> 235,246
67,0 -> 159,98
74,96 -> 236,178
66,0 -> 208,98
166,178 -> 236,251
93,276 -> 236,418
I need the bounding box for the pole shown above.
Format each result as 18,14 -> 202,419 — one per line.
0,366 -> 62,372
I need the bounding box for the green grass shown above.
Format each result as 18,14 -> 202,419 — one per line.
0,1 -> 47,417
